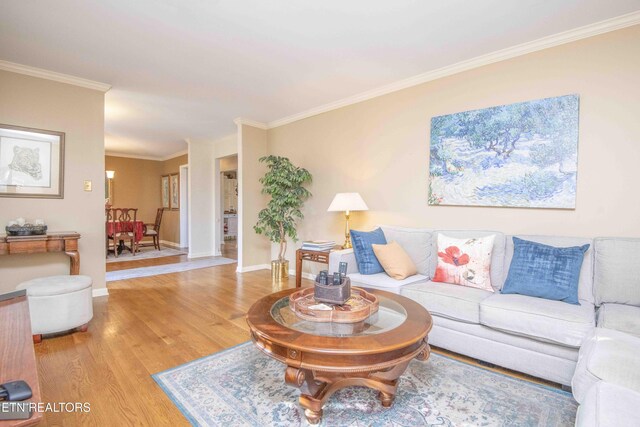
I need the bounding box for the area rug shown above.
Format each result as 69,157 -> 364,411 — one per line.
106,247 -> 188,263
106,257 -> 236,282
153,342 -> 577,427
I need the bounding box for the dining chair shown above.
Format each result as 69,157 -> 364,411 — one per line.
108,208 -> 138,257
140,208 -> 165,251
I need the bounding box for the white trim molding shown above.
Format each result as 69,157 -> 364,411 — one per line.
234,117 -> 268,130
188,251 -> 217,259
290,269 -> 313,280
266,11 -> 640,129
159,240 -> 184,249
236,264 -> 270,273
0,60 -> 112,92
105,149 -> 188,162
92,288 -> 109,298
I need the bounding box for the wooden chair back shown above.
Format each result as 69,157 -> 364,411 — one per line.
113,208 -> 138,237
153,208 -> 164,231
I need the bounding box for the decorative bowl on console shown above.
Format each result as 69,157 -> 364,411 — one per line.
5,224 -> 48,236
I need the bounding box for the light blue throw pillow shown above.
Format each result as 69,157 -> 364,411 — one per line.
501,237 -> 589,305
350,228 -> 387,275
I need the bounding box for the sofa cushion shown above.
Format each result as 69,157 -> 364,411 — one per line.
501,237 -> 589,305
433,233 -> 495,292
572,328 -> 640,403
576,382 -> 640,427
348,272 -> 427,292
402,281 -> 493,324
594,237 -> 640,306
431,230 -> 506,291
597,304 -> 640,338
480,293 -> 595,347
372,241 -> 417,280
380,225 -> 432,276
350,228 -> 387,275
505,235 -> 594,304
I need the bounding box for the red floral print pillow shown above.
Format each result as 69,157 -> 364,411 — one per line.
433,234 -> 496,291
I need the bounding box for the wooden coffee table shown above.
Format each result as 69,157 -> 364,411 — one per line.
246,288 -> 432,424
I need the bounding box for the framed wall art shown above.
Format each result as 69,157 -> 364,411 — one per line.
429,94 -> 580,209
0,124 -> 65,198
170,173 -> 179,210
161,175 -> 170,208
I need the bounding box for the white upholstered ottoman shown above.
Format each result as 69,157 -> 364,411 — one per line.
16,275 -> 93,343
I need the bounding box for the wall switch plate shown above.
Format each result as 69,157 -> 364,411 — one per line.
84,180 -> 92,191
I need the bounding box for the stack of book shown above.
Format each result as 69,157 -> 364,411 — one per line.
301,240 -> 336,251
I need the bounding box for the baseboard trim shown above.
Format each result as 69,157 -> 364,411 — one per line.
237,264 -> 270,273
188,251 -> 215,259
92,288 -> 109,298
160,240 -> 183,249
288,269 -> 313,279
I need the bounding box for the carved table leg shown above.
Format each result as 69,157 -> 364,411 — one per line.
378,391 -> 395,408
65,250 -> 80,275
304,408 -> 323,425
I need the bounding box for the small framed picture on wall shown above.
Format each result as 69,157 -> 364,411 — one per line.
0,124 -> 65,198
170,173 -> 179,210
161,175 -> 170,208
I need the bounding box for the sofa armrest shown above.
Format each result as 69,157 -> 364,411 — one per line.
328,249 -> 358,274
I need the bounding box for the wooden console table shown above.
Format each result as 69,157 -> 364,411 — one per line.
0,291 -> 43,426
0,232 -> 81,275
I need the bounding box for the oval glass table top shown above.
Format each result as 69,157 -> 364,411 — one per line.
270,293 -> 408,337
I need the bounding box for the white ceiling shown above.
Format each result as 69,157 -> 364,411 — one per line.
1,1 -> 639,158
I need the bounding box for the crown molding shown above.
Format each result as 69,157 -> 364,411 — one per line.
162,149 -> 188,160
0,60 -> 111,92
105,149 -> 187,161
234,117 -> 268,129
267,11 -> 640,129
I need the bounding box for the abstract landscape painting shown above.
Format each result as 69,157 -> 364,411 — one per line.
429,95 -> 580,209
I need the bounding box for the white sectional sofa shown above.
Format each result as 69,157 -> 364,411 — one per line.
329,229 -> 640,425
329,226 -> 596,386
571,238 -> 640,426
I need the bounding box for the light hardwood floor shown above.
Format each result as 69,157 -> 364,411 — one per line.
36,261 -> 559,426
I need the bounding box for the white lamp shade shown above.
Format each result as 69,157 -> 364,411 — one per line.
105,170 -> 115,179
327,192 -> 368,212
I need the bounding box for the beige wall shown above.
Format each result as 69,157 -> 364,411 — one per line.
0,70 -> 106,294
266,25 -> 640,267
104,154 -> 187,246
239,124 -> 270,268
220,155 -> 238,171
105,156 -> 162,223
160,154 -> 188,245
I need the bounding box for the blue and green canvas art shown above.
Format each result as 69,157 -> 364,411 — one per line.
429,94 -> 580,209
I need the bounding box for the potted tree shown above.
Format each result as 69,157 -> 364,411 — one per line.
254,155 -> 312,281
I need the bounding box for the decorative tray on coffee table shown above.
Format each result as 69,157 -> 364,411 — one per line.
289,287 -> 379,323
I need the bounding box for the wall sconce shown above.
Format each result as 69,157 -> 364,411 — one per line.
105,170 -> 115,204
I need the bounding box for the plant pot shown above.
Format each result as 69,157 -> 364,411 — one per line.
271,260 -> 289,282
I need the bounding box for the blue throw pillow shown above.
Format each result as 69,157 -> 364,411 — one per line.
501,237 -> 589,305
350,228 -> 387,275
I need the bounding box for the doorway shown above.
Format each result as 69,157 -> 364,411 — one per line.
219,155 -> 238,259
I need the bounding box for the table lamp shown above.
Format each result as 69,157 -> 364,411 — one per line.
327,192 -> 369,249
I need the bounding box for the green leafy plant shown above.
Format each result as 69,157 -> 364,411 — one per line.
254,156 -> 312,262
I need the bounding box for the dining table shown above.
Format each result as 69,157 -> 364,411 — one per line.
106,220 -> 145,255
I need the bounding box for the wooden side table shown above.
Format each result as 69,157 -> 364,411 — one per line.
295,246 -> 341,288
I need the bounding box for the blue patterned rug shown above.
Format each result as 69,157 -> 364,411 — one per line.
153,342 -> 577,426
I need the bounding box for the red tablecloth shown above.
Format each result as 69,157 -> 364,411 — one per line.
106,220 -> 145,243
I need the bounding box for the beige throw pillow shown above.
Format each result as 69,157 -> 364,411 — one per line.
371,241 -> 418,280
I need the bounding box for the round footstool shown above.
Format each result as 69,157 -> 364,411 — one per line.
16,275 -> 93,343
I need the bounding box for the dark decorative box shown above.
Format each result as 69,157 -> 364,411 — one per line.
314,276 -> 351,305
5,224 -> 48,236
